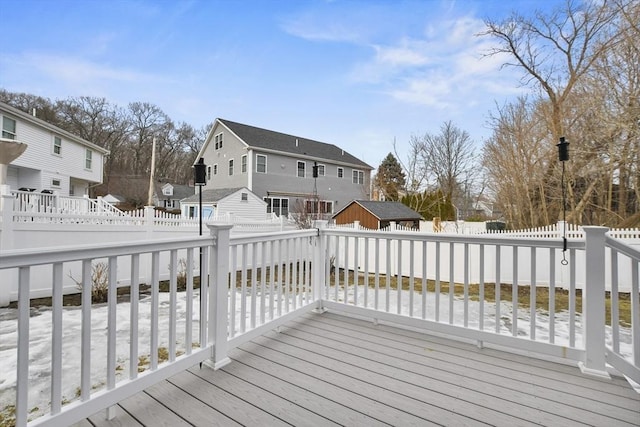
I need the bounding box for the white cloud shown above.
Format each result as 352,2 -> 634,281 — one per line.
347,15 -> 526,109
1,52 -> 168,97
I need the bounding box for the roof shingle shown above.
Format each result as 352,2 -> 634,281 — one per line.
219,119 -> 372,169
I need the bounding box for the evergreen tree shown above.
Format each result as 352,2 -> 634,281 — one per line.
374,153 -> 406,201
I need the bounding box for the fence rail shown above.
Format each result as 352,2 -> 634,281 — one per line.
1,222 -> 638,426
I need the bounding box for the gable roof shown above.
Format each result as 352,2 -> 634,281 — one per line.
215,119 -> 372,170
155,182 -> 194,200
334,200 -> 423,221
181,187 -> 253,204
0,102 -> 110,155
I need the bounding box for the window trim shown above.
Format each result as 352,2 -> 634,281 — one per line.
2,116 -> 17,140
85,149 -> 93,170
228,158 -> 234,176
337,167 -> 344,178
256,154 -> 267,173
241,192 -> 248,201
241,154 -> 247,173
352,169 -> 364,185
297,161 -> 306,178
316,164 -> 326,177
214,132 -> 223,150
51,178 -> 61,188
53,136 -> 62,156
213,163 -> 218,175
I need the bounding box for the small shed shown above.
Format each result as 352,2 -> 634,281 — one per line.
180,187 -> 266,221
332,200 -> 422,229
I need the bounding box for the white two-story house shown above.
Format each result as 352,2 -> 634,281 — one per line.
0,102 -> 109,196
196,119 -> 373,217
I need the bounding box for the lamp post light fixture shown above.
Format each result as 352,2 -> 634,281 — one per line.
194,157 -> 207,236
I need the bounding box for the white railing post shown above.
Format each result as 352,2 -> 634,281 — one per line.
205,223 -> 233,370
0,189 -> 16,306
580,226 -> 610,378
144,206 -> 155,238
312,220 -> 328,312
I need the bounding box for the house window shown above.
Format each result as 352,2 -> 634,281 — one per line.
53,136 -> 62,155
213,132 -> 222,150
297,161 -> 305,178
207,166 -> 211,180
337,167 -> 344,178
256,154 -> 267,173
352,170 -> 364,184
213,164 -> 218,175
228,159 -> 234,175
264,197 -> 289,217
85,149 -> 93,170
2,116 -> 16,139
241,155 -> 247,173
51,179 -> 61,188
241,192 -> 248,201
214,133 -> 223,150
316,164 -> 325,176
305,199 -> 333,215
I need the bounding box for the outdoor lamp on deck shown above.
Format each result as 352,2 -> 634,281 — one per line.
194,157 -> 207,233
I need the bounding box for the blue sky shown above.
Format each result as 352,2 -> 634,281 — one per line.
0,0 -> 559,169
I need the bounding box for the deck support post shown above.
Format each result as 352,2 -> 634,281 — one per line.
312,220 -> 328,313
205,223 -> 233,370
579,226 -> 610,379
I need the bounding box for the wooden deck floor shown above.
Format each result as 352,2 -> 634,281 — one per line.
77,311 -> 640,426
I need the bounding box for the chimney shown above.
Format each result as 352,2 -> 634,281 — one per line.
32,108 -> 36,117
296,138 -> 299,147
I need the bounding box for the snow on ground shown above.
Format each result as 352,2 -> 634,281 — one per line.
0,287 -> 633,420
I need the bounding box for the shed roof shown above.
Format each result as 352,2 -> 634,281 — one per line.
334,200 -> 423,221
181,187 -> 251,204
217,119 -> 372,170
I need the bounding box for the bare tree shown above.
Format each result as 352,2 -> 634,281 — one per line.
394,136 -> 428,195
56,97 -> 130,190
419,121 -> 476,206
480,0 -> 625,224
483,97 -> 550,227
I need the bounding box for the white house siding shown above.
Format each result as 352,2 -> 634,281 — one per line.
1,104 -> 106,195
216,189 -> 267,220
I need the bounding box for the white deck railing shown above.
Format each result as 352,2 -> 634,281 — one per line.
1,223 -> 638,426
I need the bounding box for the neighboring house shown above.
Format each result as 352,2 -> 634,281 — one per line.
0,102 -> 109,196
103,194 -> 126,205
181,187 -> 267,221
333,200 -> 423,229
195,119 -> 373,218
153,182 -> 194,210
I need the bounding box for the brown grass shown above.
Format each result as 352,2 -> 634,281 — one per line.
330,269 -> 633,327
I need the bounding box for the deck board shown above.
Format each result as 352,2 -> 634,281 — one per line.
292,313 -> 640,423
82,311 -> 640,427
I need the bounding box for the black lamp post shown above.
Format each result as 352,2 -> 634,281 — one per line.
194,158 -> 207,235
557,137 -> 569,263
194,158 -> 207,321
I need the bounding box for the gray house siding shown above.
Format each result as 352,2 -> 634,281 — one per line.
196,119 -> 372,216
201,127 -> 248,190
249,149 -> 369,213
